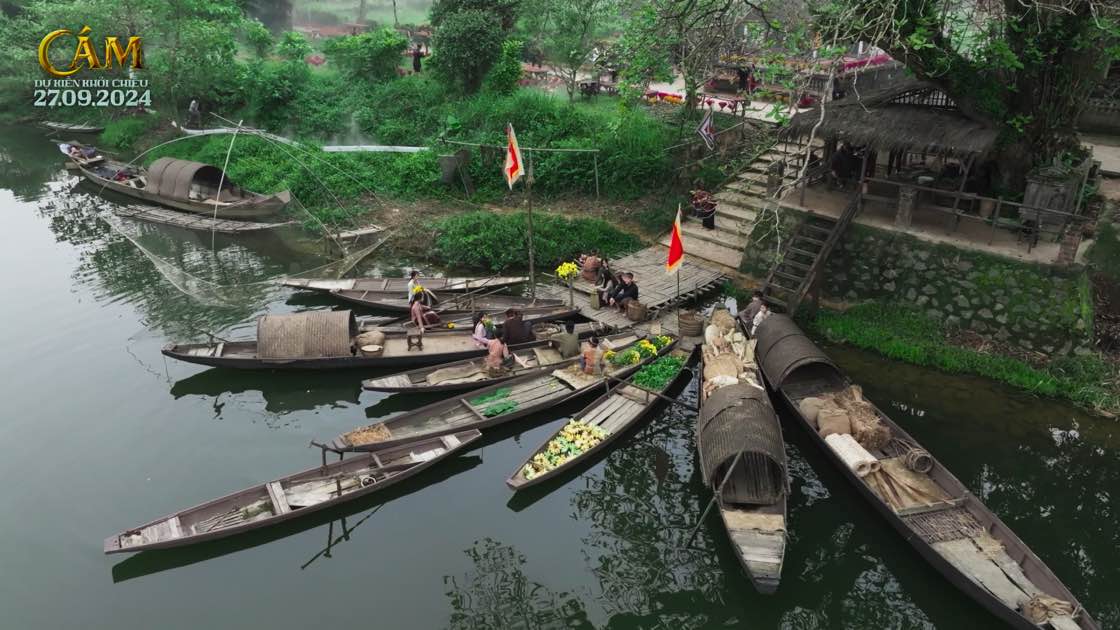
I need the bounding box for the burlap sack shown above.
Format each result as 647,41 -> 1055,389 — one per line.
817,407 -> 852,438
710,309 -> 736,333
798,397 -> 825,423
703,353 -> 740,381
355,330 -> 386,347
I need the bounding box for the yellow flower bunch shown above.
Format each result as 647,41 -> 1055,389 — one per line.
447,322 -> 456,329
637,339 -> 658,358
603,350 -> 616,363
411,285 -> 425,294
522,419 -> 607,479
555,261 -> 580,281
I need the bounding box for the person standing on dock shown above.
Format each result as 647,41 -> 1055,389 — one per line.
188,98 -> 201,129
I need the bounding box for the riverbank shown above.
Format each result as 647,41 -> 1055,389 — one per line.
806,302 -> 1120,417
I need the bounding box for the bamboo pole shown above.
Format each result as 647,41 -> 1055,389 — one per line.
527,149 -> 536,298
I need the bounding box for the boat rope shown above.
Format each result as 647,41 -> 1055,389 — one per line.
211,118 -> 244,251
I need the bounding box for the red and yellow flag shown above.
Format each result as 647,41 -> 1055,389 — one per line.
666,206 -> 684,273
504,123 -> 524,189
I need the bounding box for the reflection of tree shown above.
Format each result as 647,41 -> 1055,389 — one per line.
569,383 -> 728,621
444,538 -> 593,630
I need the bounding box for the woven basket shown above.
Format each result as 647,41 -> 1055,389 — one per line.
678,311 -> 704,336
626,300 -> 648,322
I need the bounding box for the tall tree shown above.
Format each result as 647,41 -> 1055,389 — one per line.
808,0 -> 1119,186
431,9 -> 505,92
525,0 -> 617,101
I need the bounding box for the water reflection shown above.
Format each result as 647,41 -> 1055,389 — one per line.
443,538 -> 594,630
171,369 -> 364,416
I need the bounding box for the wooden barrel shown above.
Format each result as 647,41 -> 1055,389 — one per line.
678,310 -> 704,336
626,300 -> 648,322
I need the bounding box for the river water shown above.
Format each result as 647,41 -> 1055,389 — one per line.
1,125 -> 1116,629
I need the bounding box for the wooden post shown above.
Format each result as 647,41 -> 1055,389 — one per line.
857,150 -> 869,213
527,149 -> 536,298
949,155 -> 973,232
988,198 -> 1002,244
593,152 -> 600,201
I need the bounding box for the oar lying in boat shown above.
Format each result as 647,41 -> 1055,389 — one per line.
317,335 -> 680,454
362,331 -> 640,394
506,345 -> 695,491
104,430 -> 482,554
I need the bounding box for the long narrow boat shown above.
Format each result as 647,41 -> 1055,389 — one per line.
43,121 -> 104,133
283,276 -> 528,295
753,314 -> 1098,630
323,335 -> 679,453
57,142 -> 105,168
162,308 -> 581,370
104,429 -> 481,554
506,344 -> 694,491
75,156 -> 290,219
329,289 -> 563,315
364,331 -> 640,394
697,315 -> 788,594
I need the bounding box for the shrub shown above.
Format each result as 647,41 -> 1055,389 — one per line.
324,28 -> 410,82
99,116 -> 159,150
430,10 -> 504,93
484,39 -> 523,95
243,19 -> 273,58
277,31 -> 312,61
430,211 -> 642,270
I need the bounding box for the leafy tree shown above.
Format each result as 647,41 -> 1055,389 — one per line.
430,0 -> 520,31
484,38 -> 524,94
525,0 -> 617,101
276,30 -> 312,61
431,9 -> 505,93
808,0 -> 1119,186
323,28 -> 409,81
243,19 -> 273,58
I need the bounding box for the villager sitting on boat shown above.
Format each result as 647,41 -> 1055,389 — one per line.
608,272 -> 639,312
739,290 -> 764,334
750,303 -> 771,336
409,290 -> 440,331
472,313 -> 496,348
553,321 -> 581,359
580,336 -> 604,375
406,270 -> 421,299
501,308 -> 533,346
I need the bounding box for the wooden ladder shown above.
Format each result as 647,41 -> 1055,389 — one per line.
761,193 -> 859,316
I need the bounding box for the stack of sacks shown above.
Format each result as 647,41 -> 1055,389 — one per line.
798,385 -> 889,450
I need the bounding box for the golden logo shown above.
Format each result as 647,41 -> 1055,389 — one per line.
38,26 -> 143,78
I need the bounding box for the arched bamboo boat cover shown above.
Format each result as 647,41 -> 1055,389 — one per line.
147,158 -> 232,201
258,310 -> 356,360
698,384 -> 786,505
753,315 -> 841,388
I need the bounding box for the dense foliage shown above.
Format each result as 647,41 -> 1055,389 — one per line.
484,38 -> 524,95
430,9 -> 506,93
323,29 -> 410,82
429,211 -> 642,270
809,303 -> 1120,415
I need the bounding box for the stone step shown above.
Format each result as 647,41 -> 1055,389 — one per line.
713,203 -> 758,225
680,220 -> 749,248
661,233 -> 743,269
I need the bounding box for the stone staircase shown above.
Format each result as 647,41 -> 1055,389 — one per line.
661,142 -> 813,270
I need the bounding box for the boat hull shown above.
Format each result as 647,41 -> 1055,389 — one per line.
77,165 -> 289,219
283,276 -> 529,294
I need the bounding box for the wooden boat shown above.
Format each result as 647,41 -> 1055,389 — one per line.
696,324 -> 788,594
364,331 -> 640,394
283,276 -> 528,295
75,156 -> 290,219
329,288 -> 563,315
162,308 -> 583,370
506,345 -> 694,491
57,142 -> 104,168
323,335 -> 679,453
753,314 -> 1098,630
104,429 -> 481,554
43,121 -> 103,133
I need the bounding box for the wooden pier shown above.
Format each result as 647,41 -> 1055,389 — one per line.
112,205 -> 294,234
536,244 -> 728,349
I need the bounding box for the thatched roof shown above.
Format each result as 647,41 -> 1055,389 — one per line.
783,78 -> 998,156
258,310 -> 356,360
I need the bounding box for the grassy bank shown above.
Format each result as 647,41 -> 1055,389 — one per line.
807,303 -> 1120,417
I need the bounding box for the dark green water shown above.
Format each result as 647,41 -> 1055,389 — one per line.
1,125 -> 1116,629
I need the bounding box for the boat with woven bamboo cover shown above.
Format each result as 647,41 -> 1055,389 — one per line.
506,345 -> 694,491
75,156 -> 290,219
283,276 -> 528,295
697,318 -> 788,595
323,335 -> 679,453
328,289 -> 563,315
104,429 -> 481,554
162,308 -> 581,370
364,331 -> 640,394
753,314 -> 1098,630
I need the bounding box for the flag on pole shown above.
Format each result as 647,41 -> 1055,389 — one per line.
696,109 -> 716,150
666,205 -> 685,273
504,123 -> 524,189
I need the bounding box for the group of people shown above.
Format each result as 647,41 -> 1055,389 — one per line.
579,253 -> 640,313
737,290 -> 772,337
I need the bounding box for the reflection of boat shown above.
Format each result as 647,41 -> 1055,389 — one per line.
110,453 -> 485,582
74,156 -> 290,219
506,346 -> 694,491
697,342 -> 787,594
330,289 -> 563,315
363,331 -> 637,394
754,315 -> 1099,630
283,275 -> 528,295
325,336 -> 678,453
43,121 -> 104,133
105,429 -> 481,554
163,308 -> 581,370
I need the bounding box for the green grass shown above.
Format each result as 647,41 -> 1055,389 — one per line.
808,303 -> 1120,416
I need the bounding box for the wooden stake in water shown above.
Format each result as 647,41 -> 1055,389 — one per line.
527,148 -> 536,298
